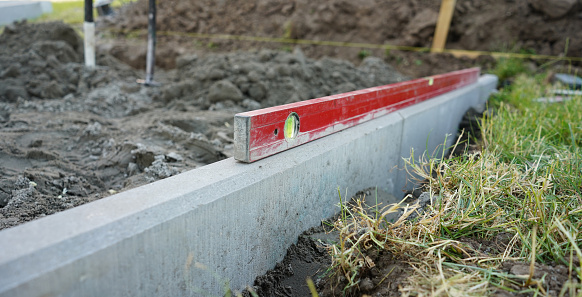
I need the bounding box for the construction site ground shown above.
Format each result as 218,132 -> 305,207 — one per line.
0,0 -> 581,296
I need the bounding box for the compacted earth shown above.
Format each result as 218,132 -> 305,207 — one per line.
1,0 -> 581,296
0,20 -> 416,230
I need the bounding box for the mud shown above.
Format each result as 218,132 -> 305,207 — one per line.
0,21 -> 410,230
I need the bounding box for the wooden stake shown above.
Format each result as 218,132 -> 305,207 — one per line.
431,0 -> 456,53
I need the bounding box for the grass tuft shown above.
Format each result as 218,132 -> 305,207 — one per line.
34,1 -> 86,24
32,0 -> 136,24
325,73 -> 582,296
490,57 -> 528,82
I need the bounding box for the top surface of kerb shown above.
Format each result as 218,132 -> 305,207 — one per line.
234,67 -> 480,162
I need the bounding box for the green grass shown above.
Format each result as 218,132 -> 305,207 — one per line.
491,58 -> 528,82
32,0 -> 135,24
326,72 -> 582,296
34,1 -> 86,24
0,1 -> 84,33
357,50 -> 370,60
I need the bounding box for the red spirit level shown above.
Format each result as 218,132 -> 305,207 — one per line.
234,67 -> 480,163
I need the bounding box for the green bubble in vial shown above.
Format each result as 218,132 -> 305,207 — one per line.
284,112 -> 299,140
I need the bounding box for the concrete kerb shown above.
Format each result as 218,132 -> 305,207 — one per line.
478,74 -> 499,111
0,75 -> 497,297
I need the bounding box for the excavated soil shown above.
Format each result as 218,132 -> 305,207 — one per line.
0,21 -> 413,230
101,0 -> 582,73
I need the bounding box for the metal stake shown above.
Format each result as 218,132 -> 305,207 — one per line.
137,0 -> 160,86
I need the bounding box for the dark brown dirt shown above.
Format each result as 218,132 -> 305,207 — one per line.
101,0 -> 582,73
242,188 -> 413,297
243,227 -> 332,297
495,261 -> 574,297
318,251 -> 412,297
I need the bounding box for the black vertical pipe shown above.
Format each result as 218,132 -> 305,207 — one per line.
145,0 -> 156,84
84,0 -> 93,23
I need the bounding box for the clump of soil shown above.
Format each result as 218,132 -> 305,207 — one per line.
385,50 -> 496,80
163,49 -> 407,110
0,21 -> 83,102
0,21 -> 410,230
244,229 -> 332,297
0,21 -> 138,102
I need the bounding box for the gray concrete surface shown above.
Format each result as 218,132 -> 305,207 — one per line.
0,75 -> 497,297
0,1 -> 52,26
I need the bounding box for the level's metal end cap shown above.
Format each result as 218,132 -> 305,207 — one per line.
234,115 -> 251,162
